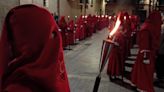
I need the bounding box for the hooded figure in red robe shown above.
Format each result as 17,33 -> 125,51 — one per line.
97,16 -> 104,31
0,5 -> 70,92
131,10 -> 162,92
107,12 -> 126,79
75,16 -> 81,41
58,16 -> 68,48
86,14 -> 93,37
76,16 -> 85,40
122,12 -> 132,57
130,15 -> 140,45
92,15 -> 97,33
67,20 -> 75,45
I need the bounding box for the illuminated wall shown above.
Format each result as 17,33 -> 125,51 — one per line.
0,0 -> 19,33
0,0 -> 104,33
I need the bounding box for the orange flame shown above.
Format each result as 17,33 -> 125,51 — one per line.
109,15 -> 121,37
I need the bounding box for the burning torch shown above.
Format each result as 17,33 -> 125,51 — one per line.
93,15 -> 121,92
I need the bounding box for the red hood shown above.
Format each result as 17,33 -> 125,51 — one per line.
0,4 -> 70,92
148,10 -> 162,25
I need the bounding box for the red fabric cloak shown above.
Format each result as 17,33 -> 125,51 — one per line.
67,20 -> 75,45
58,16 -> 68,47
131,10 -> 162,92
0,5 -> 70,92
107,29 -> 126,76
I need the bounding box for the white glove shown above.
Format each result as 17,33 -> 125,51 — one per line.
58,29 -> 62,32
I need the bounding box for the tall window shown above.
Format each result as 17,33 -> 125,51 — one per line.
43,0 -> 49,7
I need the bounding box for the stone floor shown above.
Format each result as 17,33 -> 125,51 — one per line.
64,28 -> 164,92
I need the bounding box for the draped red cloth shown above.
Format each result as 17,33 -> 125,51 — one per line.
131,10 -> 162,92
58,16 -> 68,47
130,15 -> 140,46
131,15 -> 139,31
107,31 -> 126,76
86,14 -> 95,37
75,16 -> 82,40
92,15 -> 98,33
97,17 -> 104,30
107,13 -> 126,75
83,17 -> 88,38
0,5 -> 70,92
124,12 -> 132,56
119,12 -> 132,57
76,16 -> 85,40
67,20 -> 75,44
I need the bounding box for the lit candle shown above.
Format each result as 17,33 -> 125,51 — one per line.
124,16 -> 126,20
109,16 -> 112,20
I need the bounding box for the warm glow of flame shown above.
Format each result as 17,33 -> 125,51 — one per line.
109,16 -> 121,37
109,16 -> 112,19
105,15 -> 108,18
85,16 -> 87,18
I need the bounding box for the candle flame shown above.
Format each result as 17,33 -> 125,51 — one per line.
124,16 -> 126,20
109,15 -> 121,37
85,16 -> 87,18
109,16 -> 112,19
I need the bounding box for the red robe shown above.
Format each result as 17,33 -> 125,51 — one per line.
86,15 -> 94,37
107,30 -> 126,76
0,5 -> 70,92
75,16 -> 81,40
131,24 -> 155,92
97,17 -> 104,30
67,20 -> 75,45
131,11 -> 162,92
124,12 -> 132,56
91,15 -> 97,33
58,16 -> 68,47
76,16 -> 85,40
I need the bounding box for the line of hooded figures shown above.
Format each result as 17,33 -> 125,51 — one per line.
55,14 -> 110,49
55,11 -> 163,92
0,4 -> 163,92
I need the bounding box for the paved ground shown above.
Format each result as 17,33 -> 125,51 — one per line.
64,28 -> 164,92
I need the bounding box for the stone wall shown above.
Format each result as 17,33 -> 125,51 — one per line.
105,0 -> 135,15
0,0 -> 19,32
0,0 -> 103,33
